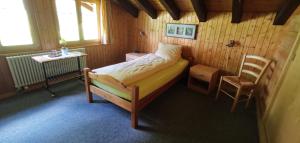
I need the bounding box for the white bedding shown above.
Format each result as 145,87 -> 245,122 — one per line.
92,53 -> 177,86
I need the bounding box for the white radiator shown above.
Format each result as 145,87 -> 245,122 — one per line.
6,48 -> 86,88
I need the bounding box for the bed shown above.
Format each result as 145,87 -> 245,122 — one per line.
84,43 -> 193,128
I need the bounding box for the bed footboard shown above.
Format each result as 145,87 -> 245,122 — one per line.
84,68 -> 140,128
131,86 -> 139,128
84,68 -> 93,103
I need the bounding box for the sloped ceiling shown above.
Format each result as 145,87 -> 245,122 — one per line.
120,0 -> 298,25
129,0 -> 285,12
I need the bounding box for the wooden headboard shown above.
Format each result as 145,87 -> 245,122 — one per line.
182,47 -> 194,65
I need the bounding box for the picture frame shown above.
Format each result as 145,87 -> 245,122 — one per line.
166,23 -> 197,39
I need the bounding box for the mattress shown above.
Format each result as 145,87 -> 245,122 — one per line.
92,53 -> 177,86
91,58 -> 188,101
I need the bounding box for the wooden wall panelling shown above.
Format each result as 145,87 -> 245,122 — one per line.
227,12 -> 245,73
154,15 -> 160,51
257,14 -> 273,56
227,15 -> 243,72
202,12 -> 214,66
128,16 -> 138,52
213,13 -> 222,69
213,13 -> 225,67
148,16 -> 154,51
0,57 -> 15,96
226,14 -> 238,71
190,14 -> 198,59
220,13 -> 233,71
232,13 -> 251,73
150,16 -> 156,51
254,14 -> 271,56
237,13 -> 252,69
210,14 -> 223,67
245,15 -> 260,57
242,14 -> 258,69
132,11 -> 284,75
266,26 -> 282,58
209,13 -> 221,67
232,19 -> 243,65
221,13 -> 232,69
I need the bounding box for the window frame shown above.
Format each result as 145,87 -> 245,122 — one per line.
53,0 -> 101,47
0,0 -> 40,53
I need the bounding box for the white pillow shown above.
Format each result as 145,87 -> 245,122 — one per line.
155,42 -> 182,61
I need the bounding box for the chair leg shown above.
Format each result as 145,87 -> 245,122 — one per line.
245,89 -> 254,108
231,87 -> 242,112
216,77 -> 223,100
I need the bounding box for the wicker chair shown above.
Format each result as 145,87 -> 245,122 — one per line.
216,54 -> 271,112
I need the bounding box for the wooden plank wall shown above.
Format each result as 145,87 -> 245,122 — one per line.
0,1 -> 134,99
131,11 -> 282,75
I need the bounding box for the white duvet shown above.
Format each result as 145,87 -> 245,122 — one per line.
92,53 -> 177,86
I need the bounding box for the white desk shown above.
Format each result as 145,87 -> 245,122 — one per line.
32,52 -> 87,96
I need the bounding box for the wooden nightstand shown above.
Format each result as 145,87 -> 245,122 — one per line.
188,64 -> 219,95
126,52 -> 147,61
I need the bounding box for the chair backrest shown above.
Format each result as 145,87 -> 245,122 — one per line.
238,54 -> 271,84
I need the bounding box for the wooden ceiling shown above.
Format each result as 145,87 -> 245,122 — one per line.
113,0 -> 300,25
129,0 -> 285,12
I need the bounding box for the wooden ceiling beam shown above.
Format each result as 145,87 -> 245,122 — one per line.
231,0 -> 244,23
159,0 -> 180,20
273,0 -> 300,25
137,0 -> 158,19
190,0 -> 207,22
112,0 -> 139,18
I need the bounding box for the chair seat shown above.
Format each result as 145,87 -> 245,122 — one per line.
223,76 -> 255,88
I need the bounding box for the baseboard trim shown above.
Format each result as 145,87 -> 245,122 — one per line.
0,91 -> 16,100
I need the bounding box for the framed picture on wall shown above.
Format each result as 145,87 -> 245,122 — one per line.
166,23 -> 197,39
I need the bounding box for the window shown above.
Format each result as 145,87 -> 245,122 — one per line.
55,0 -> 99,42
0,0 -> 34,47
55,0 -> 80,41
81,1 -> 99,40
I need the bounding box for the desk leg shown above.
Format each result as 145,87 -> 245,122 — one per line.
42,62 -> 55,97
77,57 -> 82,80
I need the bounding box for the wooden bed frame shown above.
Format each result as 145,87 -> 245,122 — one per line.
84,54 -> 193,129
